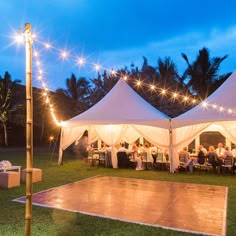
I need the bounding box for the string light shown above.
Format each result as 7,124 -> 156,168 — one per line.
32,51 -> 61,126
183,96 -> 189,101
110,69 -> 116,76
202,101 -> 208,108
34,51 -> 39,57
150,85 -> 155,90
44,43 -> 51,49
161,89 -> 166,95
60,50 -> 68,59
173,92 -> 178,98
13,29 -> 25,44
77,57 -> 85,65
137,81 -> 142,86
26,33 -> 236,126
94,64 -> 100,71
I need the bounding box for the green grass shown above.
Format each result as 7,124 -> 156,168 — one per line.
1,148 -> 236,236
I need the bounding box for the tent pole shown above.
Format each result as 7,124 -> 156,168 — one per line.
58,128 -> 63,165
169,119 -> 174,173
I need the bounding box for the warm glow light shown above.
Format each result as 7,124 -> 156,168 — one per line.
150,85 -> 155,90
49,136 -> 54,141
137,81 -> 141,86
61,51 -> 68,58
34,51 -> 39,57
77,57 -> 84,65
94,64 -> 100,71
32,33 -> 37,40
29,32 -> 236,126
14,32 -> 24,44
173,93 -> 178,98
161,89 -> 166,95
202,101 -> 208,108
110,69 -> 116,76
45,43 -> 51,49
184,96 -> 188,101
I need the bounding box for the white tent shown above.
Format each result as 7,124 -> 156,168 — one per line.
59,79 -> 171,167
171,71 -> 236,170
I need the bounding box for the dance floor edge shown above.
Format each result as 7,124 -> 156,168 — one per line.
14,176 -> 227,236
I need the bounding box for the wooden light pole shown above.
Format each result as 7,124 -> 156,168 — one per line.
24,22 -> 33,236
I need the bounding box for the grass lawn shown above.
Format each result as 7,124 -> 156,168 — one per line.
0,147 -> 236,236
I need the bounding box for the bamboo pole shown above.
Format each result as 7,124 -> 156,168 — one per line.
24,23 -> 33,236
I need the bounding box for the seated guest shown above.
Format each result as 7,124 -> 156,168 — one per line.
117,142 -> 130,154
222,146 -> 235,173
137,143 -> 145,156
132,143 -> 143,170
197,145 -> 207,164
206,146 -> 219,173
223,146 -> 233,159
117,143 -> 131,168
150,144 -> 158,164
99,143 -> 107,152
179,147 -> 192,172
143,143 -> 154,163
215,143 -> 226,168
215,143 -> 226,159
179,147 -> 190,162
231,146 -> 236,157
231,146 -> 236,173
98,143 -> 108,163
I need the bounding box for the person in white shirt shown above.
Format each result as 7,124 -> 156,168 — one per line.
150,144 -> 158,164
215,143 -> 226,158
132,143 -> 143,171
231,147 -> 236,157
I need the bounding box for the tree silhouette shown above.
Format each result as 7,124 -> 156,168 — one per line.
181,47 -> 228,99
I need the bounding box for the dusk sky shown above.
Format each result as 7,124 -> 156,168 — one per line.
1,0 -> 236,91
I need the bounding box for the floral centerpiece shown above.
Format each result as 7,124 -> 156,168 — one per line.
0,160 -> 12,169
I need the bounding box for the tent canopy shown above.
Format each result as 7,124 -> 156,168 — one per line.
172,71 -> 236,128
59,79 -> 171,166
61,79 -> 170,128
170,72 -> 236,171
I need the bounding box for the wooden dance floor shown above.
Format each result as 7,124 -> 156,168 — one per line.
14,176 -> 227,236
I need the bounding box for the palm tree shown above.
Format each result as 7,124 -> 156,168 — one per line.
181,47 -> 227,98
55,74 -> 91,114
89,71 -> 118,105
0,72 -> 22,146
157,57 -> 182,87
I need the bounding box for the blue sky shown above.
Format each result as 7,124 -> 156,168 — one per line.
1,0 -> 236,91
